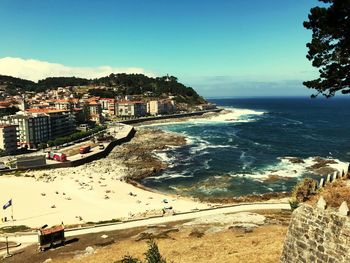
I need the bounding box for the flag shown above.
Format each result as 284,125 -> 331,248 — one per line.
3,199 -> 12,210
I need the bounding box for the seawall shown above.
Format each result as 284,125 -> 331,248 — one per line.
0,126 -> 136,173
280,201 -> 350,263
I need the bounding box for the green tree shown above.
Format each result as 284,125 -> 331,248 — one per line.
144,239 -> 167,263
119,255 -> 141,263
303,0 -> 350,97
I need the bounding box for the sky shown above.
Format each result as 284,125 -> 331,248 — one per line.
0,0 -> 322,97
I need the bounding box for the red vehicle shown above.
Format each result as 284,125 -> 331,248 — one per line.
79,145 -> 91,154
47,152 -> 67,162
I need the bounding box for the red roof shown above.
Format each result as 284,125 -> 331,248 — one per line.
116,100 -> 145,105
40,225 -> 64,235
26,108 -> 69,114
100,98 -> 115,102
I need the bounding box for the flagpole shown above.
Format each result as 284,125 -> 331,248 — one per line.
11,201 -> 13,226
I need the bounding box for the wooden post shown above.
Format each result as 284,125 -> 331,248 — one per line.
326,174 -> 331,183
332,171 -> 338,182
3,236 -> 12,258
319,178 -> 324,188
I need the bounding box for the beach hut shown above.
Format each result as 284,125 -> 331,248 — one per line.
38,224 -> 65,251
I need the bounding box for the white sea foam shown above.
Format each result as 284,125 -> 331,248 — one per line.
153,151 -> 176,165
146,172 -> 193,181
184,107 -> 265,125
230,156 -> 349,181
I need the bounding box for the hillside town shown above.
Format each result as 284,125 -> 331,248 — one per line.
0,84 -> 216,154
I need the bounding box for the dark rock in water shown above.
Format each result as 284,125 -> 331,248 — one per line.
284,157 -> 305,164
264,174 -> 293,183
307,157 -> 337,170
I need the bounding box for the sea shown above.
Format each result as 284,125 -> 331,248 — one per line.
141,97 -> 350,199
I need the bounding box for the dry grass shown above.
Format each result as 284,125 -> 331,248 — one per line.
308,178 -> 350,208
57,224 -> 287,263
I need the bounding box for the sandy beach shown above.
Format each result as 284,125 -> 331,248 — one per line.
0,163 -> 209,228
0,124 -> 213,229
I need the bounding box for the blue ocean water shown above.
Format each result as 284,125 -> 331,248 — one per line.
141,97 -> 350,198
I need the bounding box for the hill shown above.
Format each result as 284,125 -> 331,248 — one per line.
0,74 -> 206,105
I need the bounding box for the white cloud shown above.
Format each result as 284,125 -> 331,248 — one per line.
0,57 -> 155,82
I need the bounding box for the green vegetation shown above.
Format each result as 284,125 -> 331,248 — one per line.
120,255 -> 141,263
86,218 -> 121,225
0,75 -> 37,94
118,239 -> 167,263
47,125 -> 106,147
0,73 -> 206,105
0,225 -> 31,233
37,76 -> 89,89
290,178 -> 318,209
304,0 -> 350,97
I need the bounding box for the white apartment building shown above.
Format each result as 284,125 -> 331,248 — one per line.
115,101 -> 147,117
148,100 -> 176,115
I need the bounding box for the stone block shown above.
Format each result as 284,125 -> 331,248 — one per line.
317,196 -> 327,210
338,201 -> 349,216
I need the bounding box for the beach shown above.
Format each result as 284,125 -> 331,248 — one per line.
0,124 -> 214,229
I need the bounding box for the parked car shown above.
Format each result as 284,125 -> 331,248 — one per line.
79,145 -> 91,154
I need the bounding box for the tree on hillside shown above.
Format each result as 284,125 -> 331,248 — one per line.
303,0 -> 350,97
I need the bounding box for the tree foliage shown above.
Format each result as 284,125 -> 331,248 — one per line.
144,239 -> 167,263
303,0 -> 350,97
46,125 -> 106,147
0,73 -> 206,105
292,178 -> 318,203
118,239 -> 167,263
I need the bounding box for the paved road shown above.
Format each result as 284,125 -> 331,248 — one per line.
0,202 -> 290,245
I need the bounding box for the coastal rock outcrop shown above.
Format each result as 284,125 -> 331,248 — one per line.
109,128 -> 186,181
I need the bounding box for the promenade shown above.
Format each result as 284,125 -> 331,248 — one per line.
0,202 -> 290,246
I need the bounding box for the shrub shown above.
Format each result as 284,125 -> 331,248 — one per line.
292,177 -> 318,203
144,239 -> 167,263
119,239 -> 167,263
118,255 -> 141,263
289,198 -> 300,211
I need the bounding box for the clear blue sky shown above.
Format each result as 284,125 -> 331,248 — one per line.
0,0 -> 321,97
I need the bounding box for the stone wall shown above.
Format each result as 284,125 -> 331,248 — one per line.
281,201 -> 350,263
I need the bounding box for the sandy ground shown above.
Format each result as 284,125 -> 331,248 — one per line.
2,210 -> 291,263
0,165 -> 208,228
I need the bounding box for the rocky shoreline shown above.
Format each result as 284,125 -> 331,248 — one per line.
117,126 -> 346,204
110,128 -> 186,181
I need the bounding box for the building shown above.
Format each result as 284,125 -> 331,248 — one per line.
99,98 -> 116,116
26,109 -> 76,139
0,113 -> 50,149
0,109 -> 76,149
54,99 -> 79,111
115,101 -> 147,118
84,101 -> 103,124
148,100 -> 176,115
0,125 -> 18,154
